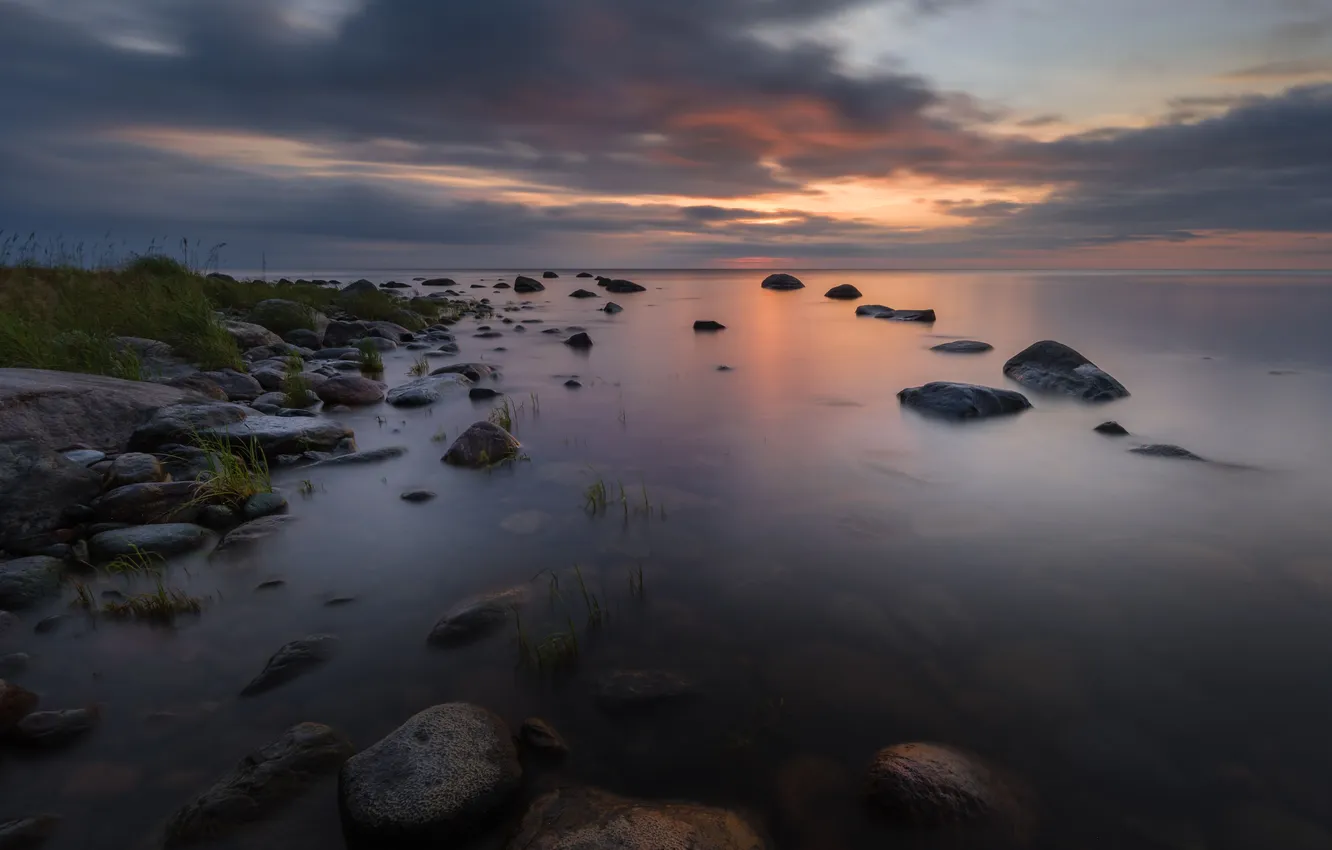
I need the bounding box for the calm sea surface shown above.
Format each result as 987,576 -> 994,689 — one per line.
8,269 -> 1332,849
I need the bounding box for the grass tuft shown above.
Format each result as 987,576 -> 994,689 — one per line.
103,545 -> 165,577
102,577 -> 204,623
408,355 -> 430,377
281,356 -> 313,408
191,433 -> 272,507
356,339 -> 384,373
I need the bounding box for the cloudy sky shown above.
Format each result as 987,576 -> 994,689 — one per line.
2,0 -> 1330,269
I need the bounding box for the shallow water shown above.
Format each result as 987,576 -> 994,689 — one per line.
7,269 -> 1332,849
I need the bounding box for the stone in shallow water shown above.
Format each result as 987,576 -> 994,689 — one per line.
88,524 -> 212,562
824,283 -> 862,299
442,422 -> 520,467
214,515 -> 298,554
12,707 -> 99,748
315,375 -> 386,406
874,308 -> 935,322
240,634 -> 339,697
1129,444 -> 1207,461
897,382 -> 1031,420
864,742 -> 1026,829
428,586 -> 529,647
1094,421 -> 1130,436
930,340 -> 993,353
386,374 -> 471,407
761,273 -> 804,290
400,490 -> 436,503
693,320 -> 726,331
1003,340 -> 1128,402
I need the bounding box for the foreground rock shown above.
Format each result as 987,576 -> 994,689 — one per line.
315,376 -> 386,406
0,557 -> 65,611
507,787 -> 766,850
157,722 -> 353,849
309,447 -> 407,468
825,284 -> 862,299
596,670 -> 697,713
89,524 -> 212,562
0,679 -> 39,735
339,703 -> 522,845
897,383 -> 1032,420
386,374 -> 470,407
761,273 -> 804,290
1002,340 -> 1129,402
931,340 -> 993,353
0,438 -> 102,554
865,743 -> 1024,829
427,586 -> 529,647
130,403 -> 353,458
1129,444 -> 1207,461
602,302 -> 623,314
241,635 -> 339,696
442,422 -> 521,467
564,332 -> 593,349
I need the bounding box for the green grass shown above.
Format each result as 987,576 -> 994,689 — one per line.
282,356 -> 314,408
356,339 -> 384,373
572,564 -> 604,627
488,396 -> 516,432
102,577 -> 204,623
190,433 -> 272,507
431,427 -> 449,443
408,355 -> 430,377
103,545 -> 165,577
583,478 -> 609,513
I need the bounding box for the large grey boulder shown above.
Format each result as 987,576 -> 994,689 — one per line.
761,273 -> 804,290
240,635 -> 339,696
338,703 -> 522,844
88,524 -> 212,562
1002,340 -> 1128,402
103,452 -> 166,488
315,376 -> 386,406
386,374 -> 470,407
0,368 -> 209,451
157,722 -> 354,849
0,557 -> 65,610
507,787 -> 766,850
129,403 -> 353,458
441,422 -> 520,467
865,743 -> 1025,829
0,438 -> 102,554
897,382 -> 1032,420
202,369 -> 265,402
223,320 -> 282,351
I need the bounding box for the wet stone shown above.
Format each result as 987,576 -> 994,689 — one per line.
12,707 -> 99,748
518,718 -> 569,756
595,670 -> 697,713
240,634 -> 339,697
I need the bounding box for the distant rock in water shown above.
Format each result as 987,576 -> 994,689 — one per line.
1129,444 -> 1207,461
543,271 -> 559,279
930,340 -> 993,353
865,742 -> 1026,829
693,320 -> 726,331
604,279 -> 646,293
856,304 -> 892,316
576,272 -> 593,278
761,273 -> 804,290
602,302 -> 623,314
421,278 -> 456,287
824,284 -> 862,299
341,279 -> 378,295
564,332 -> 594,348
315,375 -> 386,406
1094,421 -> 1130,436
569,289 -> 599,298
874,309 -> 935,322
897,382 -> 1032,420
513,275 -> 545,293
1003,340 -> 1128,402
441,422 -> 521,467
400,490 -> 436,503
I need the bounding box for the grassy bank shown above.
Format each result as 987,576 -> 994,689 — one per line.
0,255 -> 446,380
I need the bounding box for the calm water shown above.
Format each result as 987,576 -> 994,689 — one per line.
8,269 -> 1332,849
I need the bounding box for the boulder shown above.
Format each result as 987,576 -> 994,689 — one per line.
542,271 -> 559,279
761,273 -> 804,290
431,363 -> 497,382
89,524 -> 212,562
442,422 -> 521,468
897,382 -> 1032,420
421,278 -> 456,287
427,586 -> 529,647
930,340 -> 993,353
602,302 -> 623,314
224,321 -> 282,351
129,403 -> 353,458
247,300 -> 329,338
564,332 -> 593,349
855,304 -> 892,317
507,787 -> 766,850
400,490 -> 436,503
604,279 -> 646,293
242,493 -> 288,520
693,320 -> 726,331
341,280 -> 379,295
824,284 -> 862,299
338,703 -> 522,844
596,670 -> 697,713
281,328 -> 324,350
202,369 -> 265,402
1129,444 -> 1207,461
1002,340 -> 1128,402
11,707 -> 99,748
165,373 -> 229,401
240,635 -> 339,697
316,376 -> 386,406
214,515 -> 297,554
0,557 -> 64,611
0,679 -> 40,735
518,718 -> 569,756
513,276 -> 546,293
104,452 -> 166,488
1094,421 -> 1129,436
92,482 -> 201,525
386,374 -> 471,407
569,289 -> 599,298
157,723 -> 353,849
0,368 -> 209,452
865,743 -> 1024,828
469,388 -> 501,400
0,438 -> 102,553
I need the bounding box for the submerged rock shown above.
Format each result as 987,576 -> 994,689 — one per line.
0,557 -> 65,611
309,446 -> 408,468
595,670 -> 697,713
897,382 -> 1032,420
386,374 -> 471,407
89,524 -> 212,562
158,722 -> 353,849
12,707 -> 99,748
428,586 -> 529,647
202,369 -> 265,402
1002,340 -> 1129,402
1129,444 -> 1207,461
602,302 -> 623,314
1094,421 -> 1130,436
874,308 -> 935,322
865,743 -> 1024,829
242,493 -> 288,521
400,490 -> 436,503
315,376 -> 386,406
518,718 -> 569,756
214,515 -> 297,554
930,340 -> 993,353
543,271 -> 560,279
338,703 -> 522,844
441,422 -> 521,468
761,273 -> 804,290
825,284 -> 863,299
604,279 -> 646,293
693,320 -> 726,331
564,332 -> 594,349
469,387 -> 501,400
0,437 -> 102,555
507,787 -> 766,850
855,304 -> 892,316
564,379 -> 582,388
421,278 -> 456,287
240,635 -> 339,697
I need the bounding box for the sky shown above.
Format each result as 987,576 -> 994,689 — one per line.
1,0 -> 1330,270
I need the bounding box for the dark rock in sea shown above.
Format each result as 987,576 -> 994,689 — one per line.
1002,340 -> 1129,402
761,273 -> 804,290
431,363 -> 497,382
428,587 -> 529,647
576,272 -> 593,278
380,280 -> 411,289
1129,444 -> 1207,461
519,718 -> 569,757
201,369 -> 264,402
0,815 -> 58,849
0,437 -> 102,555
541,328 -> 563,335
564,379 -> 582,388
400,490 -> 436,503
570,289 -> 599,298
34,614 -> 63,634
855,304 -> 892,317
247,299 -> 330,338
475,331 -> 503,339
104,452 -> 166,488
339,703 -> 521,845
92,481 -> 201,525
564,332 -> 593,349
930,340 -> 993,353
442,422 -> 521,468
421,278 -> 456,287
514,275 -> 546,293
897,382 -> 1032,420
543,271 -> 559,278
825,284 -> 863,299
308,446 -> 407,468
213,515 -> 297,554
506,787 -> 765,850
243,493 -> 288,521
255,580 -> 285,591
1095,421 -> 1130,436
0,678 -> 39,735
386,374 -> 471,407
604,279 -> 646,293
693,320 -> 726,331
865,743 -> 1025,829
240,635 -> 338,696
595,670 -> 697,713
602,302 -> 623,314
89,524 -> 212,562
12,707 -> 99,748
158,722 -> 353,849
315,375 -> 386,406
469,387 -> 501,400
717,365 -> 734,371
874,309 -> 936,322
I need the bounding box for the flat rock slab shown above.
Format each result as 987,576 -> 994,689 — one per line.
507,787 -> 766,850
569,289 -> 599,298
930,340 -> 993,353
442,422 -> 521,468
158,722 -> 353,849
865,742 -> 1025,830
761,273 -> 804,290
1095,421 -> 1130,436
339,703 -> 521,844
1002,340 -> 1128,402
604,279 -> 646,293
386,374 -> 471,407
596,670 -> 698,713
0,557 -> 65,611
1129,444 -> 1207,461
897,382 -> 1032,420
428,586 -> 529,647
241,634 -> 339,696
89,524 -> 212,562
129,403 -> 353,457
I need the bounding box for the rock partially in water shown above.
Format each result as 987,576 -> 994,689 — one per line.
242,493 -> 288,521
0,679 -> 39,735
308,446 -> 408,468
240,635 -> 339,697
864,743 -> 1024,829
564,332 -> 594,349
89,524 -> 212,562
214,515 -> 297,554
0,437 -> 102,555
602,302 -> 623,314
1094,421 -> 1130,436
400,490 -> 436,503
104,452 -> 166,488
158,722 -> 353,849
825,284 -> 863,299
0,815 -> 59,849
518,718 -> 569,756
543,271 -> 560,279
428,586 -> 529,647
1002,340 -> 1129,402
604,279 -> 646,293
855,304 -> 892,316
506,787 -> 766,850
874,308 -> 936,322
386,374 -> 471,407
1129,444 -> 1208,462
315,376 -> 386,406
570,289 -> 599,298
595,670 -> 697,713
11,707 -> 99,748
761,273 -> 804,290
0,557 -> 65,611
897,382 -> 1032,420
564,379 -> 582,388
441,422 -> 521,468
469,387 -> 501,400
514,275 -> 546,293
693,320 -> 726,331
92,481 -> 201,525
930,340 -> 993,353
339,703 -> 522,845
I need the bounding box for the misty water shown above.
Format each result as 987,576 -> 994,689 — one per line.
8,269 -> 1332,849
